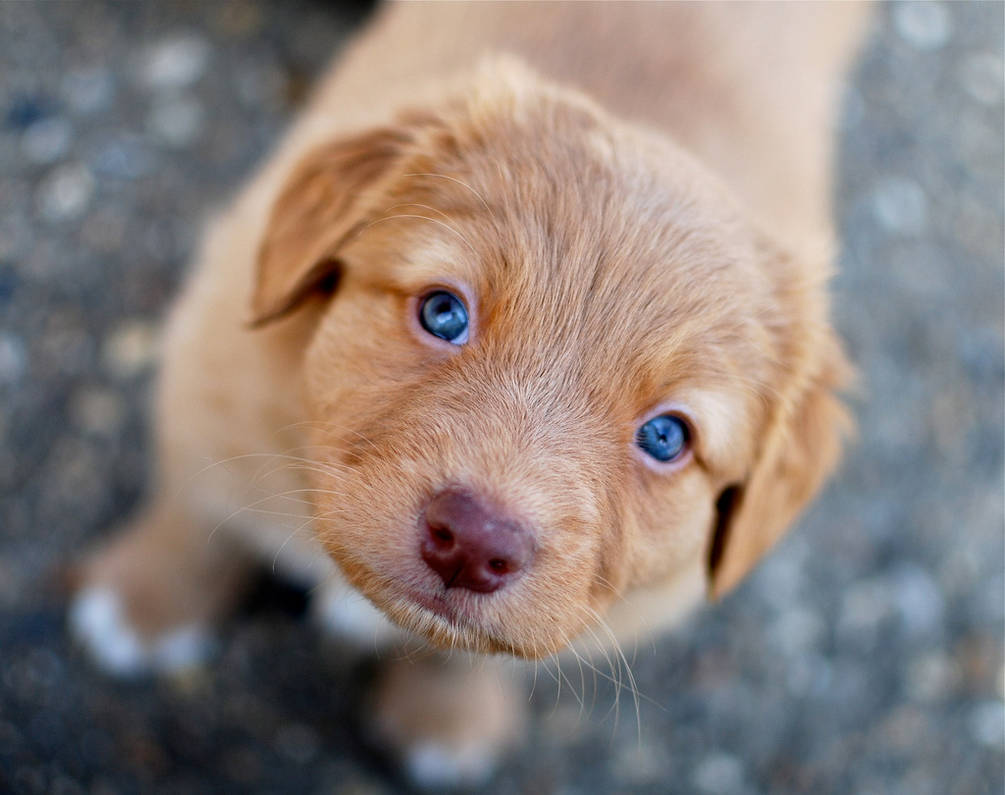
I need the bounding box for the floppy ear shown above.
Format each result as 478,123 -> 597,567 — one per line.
249,126 -> 412,327
708,261 -> 854,598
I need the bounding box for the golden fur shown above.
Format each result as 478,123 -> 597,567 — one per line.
74,1 -> 867,781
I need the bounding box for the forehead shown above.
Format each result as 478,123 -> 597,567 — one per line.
347,127 -> 777,402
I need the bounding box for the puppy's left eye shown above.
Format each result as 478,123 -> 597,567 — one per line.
419,290 -> 469,344
636,415 -> 690,462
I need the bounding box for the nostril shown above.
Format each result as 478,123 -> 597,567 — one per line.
429,523 -> 454,547
488,558 -> 509,574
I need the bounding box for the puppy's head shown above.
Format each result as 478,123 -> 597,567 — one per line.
251,62 -> 850,658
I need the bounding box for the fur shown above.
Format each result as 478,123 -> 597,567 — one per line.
72,1 -> 868,783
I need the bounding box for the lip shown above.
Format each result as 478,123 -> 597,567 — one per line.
395,586 -> 517,655
402,586 -> 464,624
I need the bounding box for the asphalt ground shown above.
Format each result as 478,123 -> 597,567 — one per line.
1,2 -> 1002,793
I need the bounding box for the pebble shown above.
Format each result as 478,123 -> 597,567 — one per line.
141,218 -> 186,264
906,652 -> 960,703
968,700 -> 1005,748
957,328 -> 1004,384
141,35 -> 210,90
5,94 -> 48,130
975,571 -> 1005,626
871,177 -> 927,235
49,438 -> 104,502
147,93 -> 204,147
928,387 -> 974,462
839,577 -> 893,639
611,741 -> 668,784
769,606 -> 824,657
953,195 -> 1003,261
960,53 -> 1004,106
70,386 -> 126,436
0,333 -> 27,385
36,163 -> 95,222
39,322 -> 94,376
889,564 -> 944,638
0,215 -> 30,261
692,752 -> 744,794
539,703 -> 588,742
878,705 -> 930,752
236,59 -> 286,111
938,545 -> 982,598
215,2 -> 264,37
894,2 -> 952,51
23,649 -> 64,694
784,652 -> 831,697
50,776 -> 85,795
222,747 -> 263,784
753,537 -> 808,609
331,776 -> 386,795
0,719 -> 19,753
81,210 -> 128,253
960,115 -> 1002,171
102,320 -> 158,378
0,557 -> 21,608
21,117 -> 71,165
93,135 -> 154,180
13,768 -> 47,793
61,67 -> 114,115
826,660 -> 870,711
275,723 -> 321,765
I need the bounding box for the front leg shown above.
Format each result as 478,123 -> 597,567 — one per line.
368,653 -> 527,788
70,500 -> 254,675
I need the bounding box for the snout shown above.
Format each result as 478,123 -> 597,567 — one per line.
420,488 -> 535,593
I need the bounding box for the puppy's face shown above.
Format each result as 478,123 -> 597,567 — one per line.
252,66 -> 849,658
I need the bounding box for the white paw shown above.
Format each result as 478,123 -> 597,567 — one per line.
405,741 -> 497,790
69,586 -> 215,676
311,582 -> 400,650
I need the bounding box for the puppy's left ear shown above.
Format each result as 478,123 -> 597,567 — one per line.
708,247 -> 854,598
249,126 -> 412,327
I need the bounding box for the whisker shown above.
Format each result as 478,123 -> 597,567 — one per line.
401,171 -> 493,214
582,604 -> 650,741
359,213 -> 479,258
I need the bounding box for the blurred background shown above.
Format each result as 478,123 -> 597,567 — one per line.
1,2 -> 1002,793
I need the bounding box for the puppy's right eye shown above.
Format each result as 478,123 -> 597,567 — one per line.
419,290 -> 469,344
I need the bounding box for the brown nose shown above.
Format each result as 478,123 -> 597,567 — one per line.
420,489 -> 534,593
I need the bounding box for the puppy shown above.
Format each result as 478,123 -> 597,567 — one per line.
71,2 -> 867,786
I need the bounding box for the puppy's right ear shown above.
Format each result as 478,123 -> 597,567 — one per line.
249,126 -> 411,327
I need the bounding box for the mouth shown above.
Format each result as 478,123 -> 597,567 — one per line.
328,553 -> 541,656
378,583 -> 521,655
402,586 -> 460,623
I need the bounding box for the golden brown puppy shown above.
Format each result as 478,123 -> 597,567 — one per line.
71,2 -> 867,786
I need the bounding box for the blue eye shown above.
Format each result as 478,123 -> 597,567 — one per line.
419,290 -> 469,344
636,415 -> 690,462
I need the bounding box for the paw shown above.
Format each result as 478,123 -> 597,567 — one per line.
368,656 -> 524,789
311,580 -> 401,650
69,585 -> 215,676
404,740 -> 497,789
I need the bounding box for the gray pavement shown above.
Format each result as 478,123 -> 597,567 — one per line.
1,2 -> 1002,793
